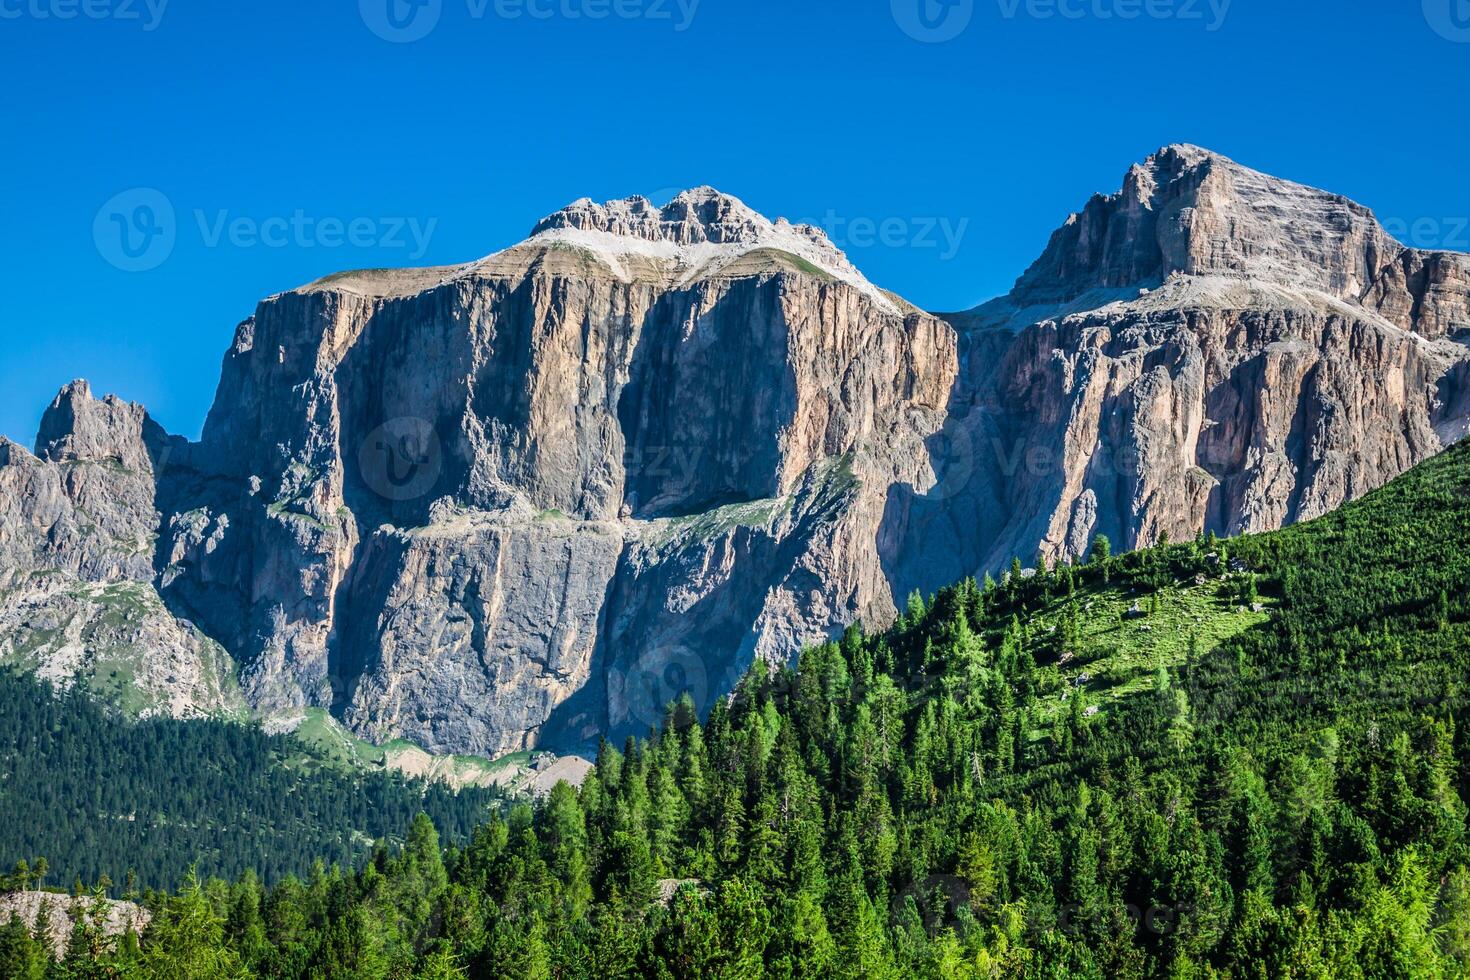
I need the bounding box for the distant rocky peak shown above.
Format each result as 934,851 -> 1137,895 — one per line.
531,186 -> 817,248
1001,144 -> 1403,310
0,436 -> 30,466
523,187 -> 898,312
1117,143 -> 1213,204
34,379 -> 167,473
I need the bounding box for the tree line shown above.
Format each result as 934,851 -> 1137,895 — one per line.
3,440 -> 1469,977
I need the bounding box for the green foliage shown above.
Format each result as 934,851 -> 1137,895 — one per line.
5,442 -> 1470,977
0,674 -> 503,891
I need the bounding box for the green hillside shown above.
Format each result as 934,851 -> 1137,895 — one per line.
4,441 -> 1469,978
0,673 -> 505,893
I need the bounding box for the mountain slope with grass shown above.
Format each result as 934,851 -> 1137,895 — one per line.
8,441 -> 1468,977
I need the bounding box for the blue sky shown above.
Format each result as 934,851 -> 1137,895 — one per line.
1,0 -> 1467,443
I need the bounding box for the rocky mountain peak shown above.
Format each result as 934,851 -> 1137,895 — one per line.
0,436 -> 30,466
520,186 -> 898,311
2,147 -> 1464,761
531,186 -> 783,246
999,143 -> 1411,312
34,380 -> 166,474
1117,143 -> 1217,199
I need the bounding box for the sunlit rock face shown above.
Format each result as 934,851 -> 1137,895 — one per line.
5,152 -> 1466,754
883,145 -> 1470,600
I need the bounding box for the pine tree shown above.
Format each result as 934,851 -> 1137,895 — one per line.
414,946 -> 468,979
138,870 -> 250,980
6,860 -> 30,894
0,912 -> 47,980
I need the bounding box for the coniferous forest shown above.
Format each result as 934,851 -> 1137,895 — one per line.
0,677 -> 503,889
3,441 -> 1469,978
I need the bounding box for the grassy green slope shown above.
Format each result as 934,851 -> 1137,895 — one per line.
4,445 -> 1467,978
986,439 -> 1469,739
1186,437 -> 1470,754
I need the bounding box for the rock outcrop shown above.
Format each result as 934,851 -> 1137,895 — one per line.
144,189 -> 955,755
0,891 -> 149,958
4,152 -> 1467,756
0,383 -> 241,719
882,145 -> 1470,600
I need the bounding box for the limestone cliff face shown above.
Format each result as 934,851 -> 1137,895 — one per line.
146,190 -> 955,754
0,383 -> 239,719
4,153 -> 1467,755
0,892 -> 149,960
0,381 -> 165,586
882,146 -> 1470,602
1000,143 -> 1470,336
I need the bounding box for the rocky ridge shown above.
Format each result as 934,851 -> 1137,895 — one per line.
0,383 -> 241,719
883,145 -> 1470,598
135,188 -> 954,755
2,149 -> 1466,756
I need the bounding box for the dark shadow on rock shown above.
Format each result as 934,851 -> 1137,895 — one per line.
616,277 -> 796,520
1437,355 -> 1470,443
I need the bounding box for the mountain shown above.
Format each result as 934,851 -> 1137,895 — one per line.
884,144 -> 1470,599
0,150 -> 1466,759
0,383 -> 242,719
13,436 -> 1469,977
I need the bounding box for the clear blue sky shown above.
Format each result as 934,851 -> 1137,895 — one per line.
1,0 -> 1467,443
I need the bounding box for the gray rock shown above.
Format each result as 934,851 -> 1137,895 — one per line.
0,385 -> 240,719
883,146 -> 1470,602
0,892 -> 149,959
4,151 -> 1467,756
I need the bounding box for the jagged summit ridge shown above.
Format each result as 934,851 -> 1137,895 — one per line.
530,186 -> 776,245
1006,143 -> 1396,302
976,144 -> 1470,340
33,379 -> 169,473
298,187 -> 901,312
510,186 -> 901,312
887,145 -> 1470,612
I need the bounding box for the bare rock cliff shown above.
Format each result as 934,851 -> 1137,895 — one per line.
3,153 -> 1466,754
882,146 -> 1470,602
0,383 -> 240,718
150,189 -> 954,754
